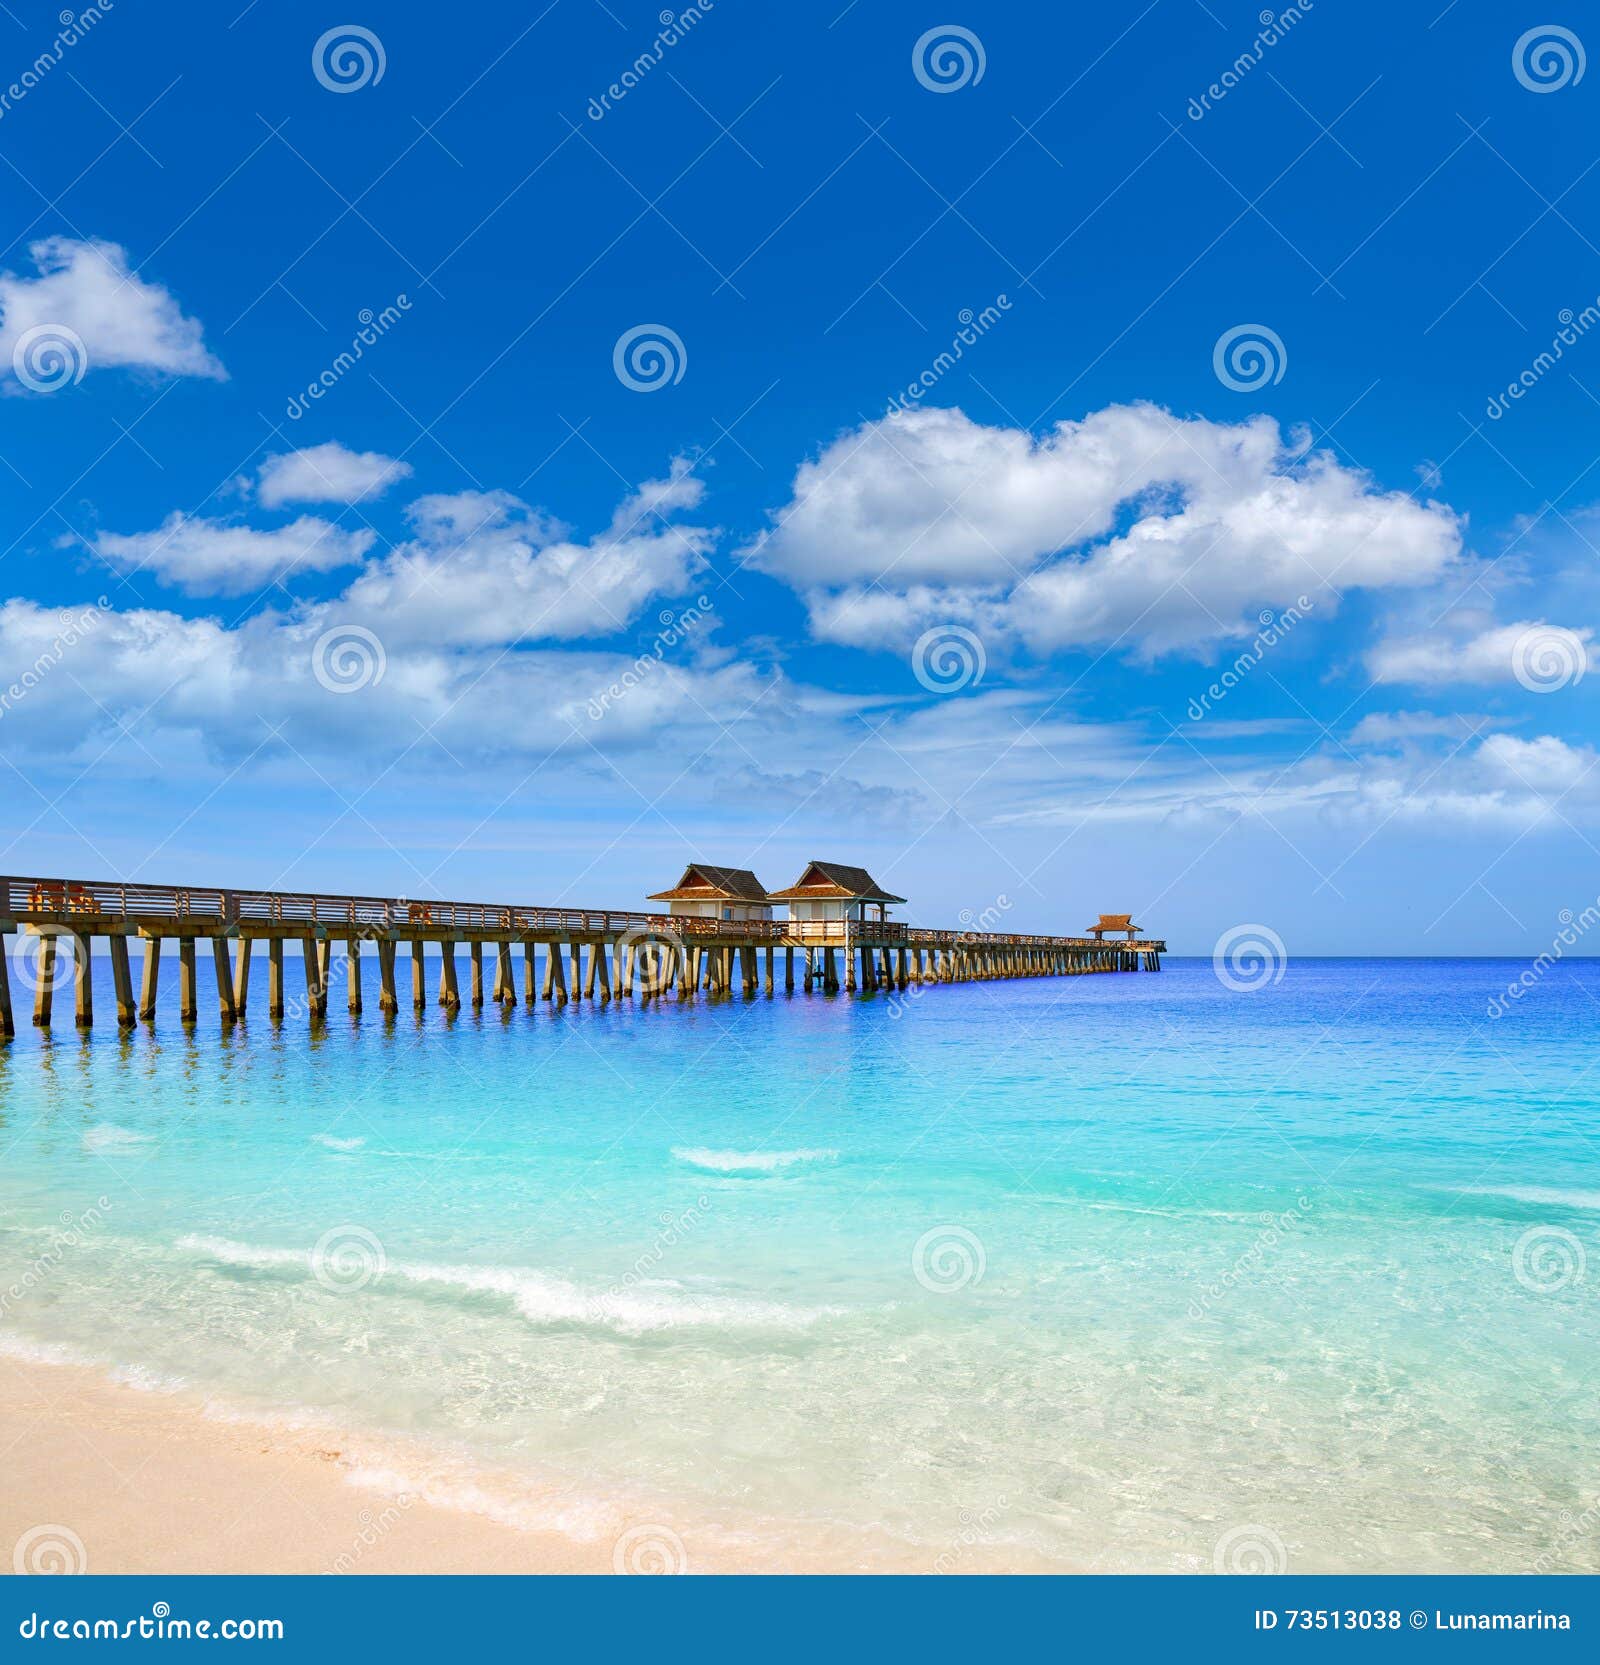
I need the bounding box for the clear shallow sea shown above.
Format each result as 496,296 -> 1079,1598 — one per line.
1,955 -> 1597,1572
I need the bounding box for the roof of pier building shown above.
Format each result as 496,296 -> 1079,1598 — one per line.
647,864 -> 771,904
768,862 -> 907,905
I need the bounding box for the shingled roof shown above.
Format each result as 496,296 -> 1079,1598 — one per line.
768,861 -> 907,905
647,863 -> 771,903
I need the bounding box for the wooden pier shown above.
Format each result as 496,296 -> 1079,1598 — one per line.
0,875 -> 1164,1036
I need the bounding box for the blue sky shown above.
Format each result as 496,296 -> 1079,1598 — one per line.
1,0 -> 1597,952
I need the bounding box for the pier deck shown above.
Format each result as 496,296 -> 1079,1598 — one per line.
0,875 -> 1164,1034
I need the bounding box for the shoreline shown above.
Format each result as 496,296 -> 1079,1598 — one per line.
0,1351 -> 1012,1576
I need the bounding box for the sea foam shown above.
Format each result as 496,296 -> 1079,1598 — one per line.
81,1124 -> 153,1152
1458,1184 -> 1600,1213
672,1147 -> 838,1175
175,1234 -> 837,1336
312,1134 -> 366,1152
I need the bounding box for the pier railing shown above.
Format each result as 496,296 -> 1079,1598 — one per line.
0,875 -> 1160,953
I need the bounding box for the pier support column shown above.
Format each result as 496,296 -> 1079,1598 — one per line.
0,935 -> 13,1041
139,938 -> 161,1021
823,947 -> 839,994
550,944 -> 568,1004
785,947 -> 795,993
740,946 -> 757,997
178,938 -> 197,1024
844,947 -> 856,993
377,940 -> 398,1014
302,936 -> 323,1021
411,940 -> 426,1010
569,943 -> 582,1002
497,941 -> 515,1005
316,940 -> 333,1008
212,938 -> 236,1023
596,944 -> 612,1002
764,946 -> 774,996
583,943 -> 599,1000
233,940 -> 252,1015
346,938 -> 362,1015
267,940 -> 284,1018
438,942 -> 460,1009
524,942 -> 538,1007
70,932 -> 92,1029
469,941 -> 484,1008
109,935 -> 135,1028
32,932 -> 57,1027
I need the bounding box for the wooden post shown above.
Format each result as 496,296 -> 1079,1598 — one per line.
542,943 -> 556,1000
233,939 -> 253,1015
785,946 -> 795,992
0,933 -> 13,1041
497,941 -> 515,1005
411,940 -> 426,1010
439,941 -> 460,1008
823,947 -> 838,994
347,937 -> 362,1015
377,939 -> 398,1014
108,935 -> 135,1028
764,946 -> 774,996
316,939 -> 332,1010
620,942 -> 634,996
269,938 -> 285,1019
178,938 -> 197,1023
550,943 -> 568,1003
32,932 -> 56,1027
583,942 -> 599,1000
212,938 -> 236,1022
302,935 -> 322,1020
524,941 -> 538,1007
139,938 -> 161,1021
569,942 -> 582,1001
469,940 -> 484,1008
596,942 -> 612,1001
68,931 -> 91,1029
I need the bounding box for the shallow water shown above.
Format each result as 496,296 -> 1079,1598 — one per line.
2,955 -> 1597,1572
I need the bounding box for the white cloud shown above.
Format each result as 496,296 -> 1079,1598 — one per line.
1368,618 -> 1595,686
1348,710 -> 1496,746
746,403 -> 1461,658
1478,733 -> 1598,794
338,458 -> 715,647
0,237 -> 223,385
257,443 -> 413,507
89,513 -> 375,596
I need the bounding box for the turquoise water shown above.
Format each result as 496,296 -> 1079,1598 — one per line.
1,956 -> 1597,1572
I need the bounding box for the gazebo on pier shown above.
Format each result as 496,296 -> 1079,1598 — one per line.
768,861 -> 906,930
1086,913 -> 1141,941
646,863 -> 774,922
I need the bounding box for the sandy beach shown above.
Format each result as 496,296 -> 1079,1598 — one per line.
0,1354 -> 615,1575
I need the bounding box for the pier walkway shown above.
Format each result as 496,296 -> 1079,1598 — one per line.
0,875 -> 1164,1034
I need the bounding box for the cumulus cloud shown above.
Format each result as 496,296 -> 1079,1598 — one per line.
1368,618 -> 1594,687
745,403 -> 1461,659
88,513 -> 375,596
338,457 -> 715,647
257,443 -> 412,507
0,237 -> 223,385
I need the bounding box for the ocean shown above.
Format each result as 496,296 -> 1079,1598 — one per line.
1,954 -> 1596,1573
